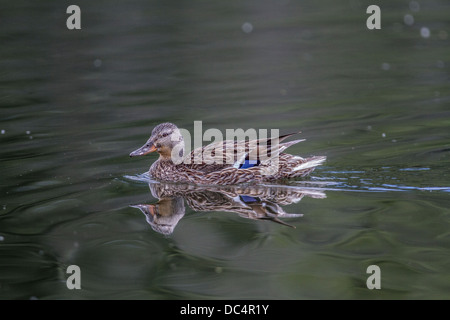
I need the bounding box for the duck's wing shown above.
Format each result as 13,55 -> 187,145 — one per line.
233,133 -> 306,169
185,132 -> 305,169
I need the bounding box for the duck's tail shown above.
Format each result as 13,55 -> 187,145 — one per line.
282,155 -> 327,179
293,156 -> 327,172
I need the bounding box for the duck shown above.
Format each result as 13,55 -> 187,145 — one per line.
129,122 -> 326,185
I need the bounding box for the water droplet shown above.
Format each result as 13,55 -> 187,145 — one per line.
409,1 -> 420,12
403,14 -> 414,26
367,125 -> 372,130
93,59 -> 102,68
381,62 -> 390,71
420,27 -> 430,38
2,205 -> 6,210
29,136 -> 33,139
242,22 -> 253,33
0,235 -> 4,241
29,296 -> 38,300
26,130 -> 30,135
1,130 -> 5,134
392,139 -> 397,143
382,133 -> 386,138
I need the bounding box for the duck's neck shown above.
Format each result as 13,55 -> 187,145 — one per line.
158,140 -> 185,164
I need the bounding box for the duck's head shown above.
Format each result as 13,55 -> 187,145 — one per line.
129,122 -> 184,161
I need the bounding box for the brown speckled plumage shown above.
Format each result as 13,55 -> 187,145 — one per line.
130,122 -> 326,185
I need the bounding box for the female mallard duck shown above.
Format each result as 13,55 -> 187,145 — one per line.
130,122 -> 326,185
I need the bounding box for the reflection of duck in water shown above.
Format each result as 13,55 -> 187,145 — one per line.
130,123 -> 326,185
131,182 -> 326,235
131,197 -> 185,236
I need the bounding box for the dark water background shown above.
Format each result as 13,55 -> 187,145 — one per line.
1,0 -> 449,299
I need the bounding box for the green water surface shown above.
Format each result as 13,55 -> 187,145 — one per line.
0,0 -> 449,299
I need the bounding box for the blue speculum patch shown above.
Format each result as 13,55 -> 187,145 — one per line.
239,159 -> 260,169
239,195 -> 259,203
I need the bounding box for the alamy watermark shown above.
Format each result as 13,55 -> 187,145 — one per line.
366,5 -> 381,30
167,121 -> 281,175
175,122 -> 279,160
66,5 -> 81,30
66,265 -> 81,289
66,5 -> 382,31
366,265 -> 381,289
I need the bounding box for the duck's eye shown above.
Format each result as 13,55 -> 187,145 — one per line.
161,132 -> 169,138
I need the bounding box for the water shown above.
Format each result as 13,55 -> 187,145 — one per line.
1,0 -> 449,299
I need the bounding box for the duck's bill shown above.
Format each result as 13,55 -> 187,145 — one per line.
129,144 -> 157,157
129,204 -> 157,216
